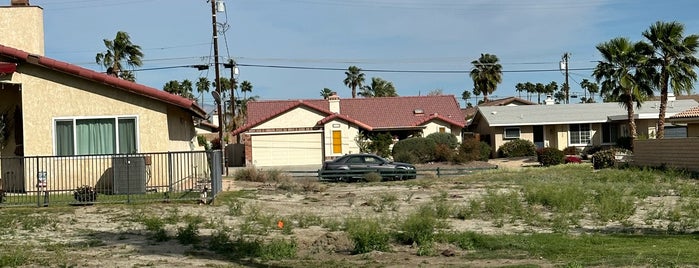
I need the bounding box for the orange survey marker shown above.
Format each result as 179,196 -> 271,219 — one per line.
277,220 -> 284,229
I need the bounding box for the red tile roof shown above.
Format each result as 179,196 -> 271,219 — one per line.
670,106 -> 699,119
0,44 -> 206,118
232,95 -> 466,135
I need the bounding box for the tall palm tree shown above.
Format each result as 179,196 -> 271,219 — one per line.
470,53 -> 502,102
461,90 -> 471,107
163,80 -> 181,95
524,82 -> 535,101
344,66 -> 365,98
534,82 -> 545,104
359,77 -> 397,98
180,79 -> 194,99
543,81 -> 558,101
95,31 -> 144,82
643,21 -> 699,139
320,88 -> 334,99
579,79 -> 599,103
515,83 -> 526,99
593,37 -> 655,141
240,80 -> 253,101
195,77 -> 210,105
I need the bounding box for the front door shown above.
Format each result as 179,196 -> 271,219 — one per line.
533,125 -> 544,149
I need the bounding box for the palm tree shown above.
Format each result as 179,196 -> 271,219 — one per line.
543,81 -> 558,101
643,21 -> 699,139
515,83 -> 526,99
320,88 -> 334,99
579,79 -> 599,103
534,83 -> 545,104
163,80 -> 181,95
359,77 -> 397,98
524,82 -> 535,101
195,77 -> 210,105
461,90 -> 471,107
343,66 -> 365,98
470,53 -> 502,103
240,81 -> 253,101
180,79 -> 194,99
593,37 -> 655,141
95,31 -> 144,82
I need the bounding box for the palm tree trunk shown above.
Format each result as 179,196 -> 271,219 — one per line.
627,98 -> 637,143
656,71 -> 670,139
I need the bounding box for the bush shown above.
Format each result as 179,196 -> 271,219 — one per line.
591,148 -> 631,169
73,185 -> 97,202
537,147 -> 565,167
565,155 -> 582,164
582,145 -> 604,160
344,217 -> 391,254
433,143 -> 455,162
366,132 -> 394,158
455,139 -> 491,163
497,139 -> 536,158
426,132 -> 459,149
392,137 -> 436,164
563,146 -> 580,155
393,151 -> 418,164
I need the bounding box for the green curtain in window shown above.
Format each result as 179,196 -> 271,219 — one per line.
118,118 -> 136,154
56,121 -> 74,156
76,119 -> 115,155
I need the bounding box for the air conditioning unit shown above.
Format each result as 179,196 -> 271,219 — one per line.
111,155 -> 147,194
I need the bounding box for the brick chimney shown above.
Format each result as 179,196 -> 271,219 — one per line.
0,0 -> 44,55
328,92 -> 340,114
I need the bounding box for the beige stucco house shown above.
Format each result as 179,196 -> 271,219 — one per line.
0,3 -> 209,192
469,97 -> 698,156
231,94 -> 467,167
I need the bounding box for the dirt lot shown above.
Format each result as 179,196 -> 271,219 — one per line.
2,159 -> 672,267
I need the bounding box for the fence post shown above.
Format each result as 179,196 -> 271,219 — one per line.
436,167 -> 441,178
209,150 -> 222,203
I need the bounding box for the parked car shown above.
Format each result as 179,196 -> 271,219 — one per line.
319,153 -> 416,182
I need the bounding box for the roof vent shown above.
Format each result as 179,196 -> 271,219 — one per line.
413,109 -> 424,115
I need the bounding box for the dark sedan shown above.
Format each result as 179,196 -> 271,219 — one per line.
319,153 -> 416,182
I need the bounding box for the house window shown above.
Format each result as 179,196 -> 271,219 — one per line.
569,124 -> 591,145
439,127 -> 446,133
332,130 -> 342,154
503,127 -> 521,139
602,123 -> 619,144
55,117 -> 137,156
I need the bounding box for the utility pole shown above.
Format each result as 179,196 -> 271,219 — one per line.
561,52 -> 570,104
210,0 -> 225,174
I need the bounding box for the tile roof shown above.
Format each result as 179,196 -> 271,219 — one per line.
0,44 -> 206,118
233,95 -> 466,135
669,106 -> 699,119
476,100 -> 699,126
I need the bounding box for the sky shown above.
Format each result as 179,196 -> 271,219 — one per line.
27,0 -> 699,111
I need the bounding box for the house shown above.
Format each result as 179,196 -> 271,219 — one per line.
0,2 -> 210,192
469,96 -> 698,155
231,94 -> 466,167
462,96 -> 536,120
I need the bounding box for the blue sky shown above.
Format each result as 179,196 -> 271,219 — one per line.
31,0 -> 699,110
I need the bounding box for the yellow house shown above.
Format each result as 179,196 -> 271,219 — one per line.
0,3 -> 209,193
231,94 -> 467,167
470,98 -> 698,156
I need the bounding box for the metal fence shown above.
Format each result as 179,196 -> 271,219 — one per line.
0,150 -> 223,207
289,166 -> 499,181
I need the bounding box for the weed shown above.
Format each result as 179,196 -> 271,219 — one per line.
593,186 -> 636,222
176,222 -> 200,245
292,212 -> 323,228
344,217 -> 391,254
363,172 -> 382,182
396,205 -> 439,254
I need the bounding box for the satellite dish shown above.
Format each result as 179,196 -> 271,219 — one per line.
211,91 -> 221,104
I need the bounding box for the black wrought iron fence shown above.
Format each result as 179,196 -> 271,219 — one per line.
0,150 -> 223,207
285,166 -> 499,181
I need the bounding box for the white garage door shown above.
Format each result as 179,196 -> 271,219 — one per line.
251,132 -> 323,167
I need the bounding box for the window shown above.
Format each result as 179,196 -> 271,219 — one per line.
332,130 -> 342,154
439,127 -> 446,133
602,123 -> 619,144
503,127 -> 521,139
55,117 -> 137,156
569,124 -> 591,145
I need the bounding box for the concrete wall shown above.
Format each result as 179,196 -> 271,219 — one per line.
633,138 -> 699,172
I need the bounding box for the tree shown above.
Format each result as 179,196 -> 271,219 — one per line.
534,82 -> 545,104
427,89 -> 443,96
343,66 -> 365,98
643,21 -> 699,139
180,79 -> 193,99
524,82 -> 536,101
163,80 -> 181,95
95,31 -> 144,82
195,77 -> 210,105
515,83 -> 526,99
593,37 -> 655,141
461,90 -> 471,107
543,81 -> 558,101
240,80 -> 253,100
470,53 -> 502,103
359,77 -> 397,98
163,80 -> 194,99
579,79 -> 599,103
320,88 -> 334,99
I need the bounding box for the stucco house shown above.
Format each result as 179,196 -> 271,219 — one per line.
469,97 -> 698,155
0,3 -> 209,192
231,94 -> 466,167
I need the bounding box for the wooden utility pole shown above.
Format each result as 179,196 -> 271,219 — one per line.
562,52 -> 570,104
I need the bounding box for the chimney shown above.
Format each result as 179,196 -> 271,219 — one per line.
328,92 -> 340,113
0,0 -> 44,55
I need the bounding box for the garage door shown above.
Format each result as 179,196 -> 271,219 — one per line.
251,132 -> 322,167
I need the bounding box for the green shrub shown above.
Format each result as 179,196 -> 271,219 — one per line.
397,205 -> 438,256
433,143 -> 455,162
582,145 -> 604,160
366,132 -> 394,158
344,217 -> 391,254
426,132 -> 459,149
455,138 -> 490,163
497,139 -> 536,158
176,222 -> 200,245
591,148 -> 630,169
563,146 -> 580,155
392,137 -> 436,164
479,142 -> 492,161
538,147 -> 565,167
393,151 -> 418,164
